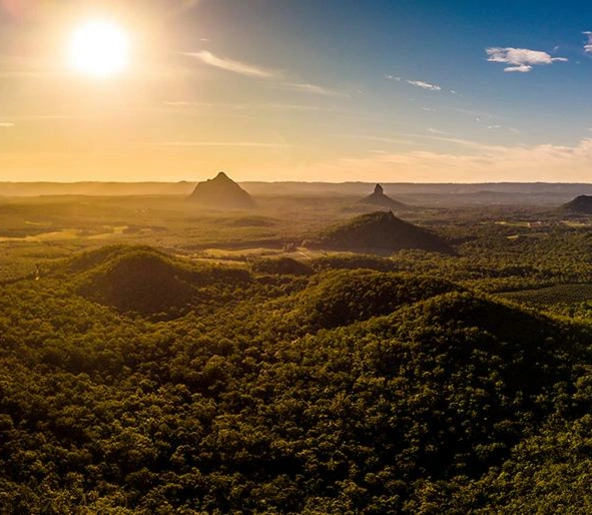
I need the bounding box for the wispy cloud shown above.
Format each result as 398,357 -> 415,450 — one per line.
182,50 -> 346,97
583,32 -> 592,53
174,0 -> 203,14
426,127 -> 448,135
304,136 -> 592,182
443,107 -> 503,122
1,114 -> 105,121
163,101 -> 342,112
0,122 -> 14,128
338,132 -> 506,153
337,134 -> 416,146
386,74 -> 448,93
406,80 -> 441,91
158,141 -> 291,148
486,47 -> 568,72
182,51 -> 281,78
259,103 -> 324,111
279,82 -> 348,97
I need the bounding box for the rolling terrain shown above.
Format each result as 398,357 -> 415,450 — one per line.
0,186 -> 592,511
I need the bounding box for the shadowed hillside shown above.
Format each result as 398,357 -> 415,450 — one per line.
561,195 -> 592,214
62,246 -> 250,317
295,269 -> 460,330
306,210 -> 452,254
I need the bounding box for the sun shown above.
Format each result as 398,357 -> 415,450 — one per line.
68,20 -> 131,78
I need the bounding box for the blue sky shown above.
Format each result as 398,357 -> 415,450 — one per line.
1,0 -> 592,182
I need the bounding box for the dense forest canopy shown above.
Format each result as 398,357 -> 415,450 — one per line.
7,0 -> 592,510
0,196 -> 592,512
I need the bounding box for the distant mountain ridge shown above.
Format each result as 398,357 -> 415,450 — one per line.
0,181 -> 591,204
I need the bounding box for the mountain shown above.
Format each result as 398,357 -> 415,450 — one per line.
189,172 -> 256,209
296,269 -> 459,330
74,248 -> 197,316
360,184 -> 409,210
560,195 -> 592,214
60,245 -> 250,317
306,210 -> 452,253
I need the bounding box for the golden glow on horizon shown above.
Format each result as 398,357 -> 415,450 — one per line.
68,20 -> 131,78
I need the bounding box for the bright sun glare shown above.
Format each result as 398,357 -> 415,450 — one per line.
68,20 -> 131,78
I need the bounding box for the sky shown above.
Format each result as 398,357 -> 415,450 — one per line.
2,0 -> 592,182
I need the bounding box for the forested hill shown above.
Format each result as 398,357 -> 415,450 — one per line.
1,246 -> 592,512
306,211 -> 452,254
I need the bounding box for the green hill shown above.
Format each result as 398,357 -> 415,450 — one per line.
296,269 -> 459,329
561,195 -> 592,214
306,211 -> 452,253
63,246 -> 250,317
76,249 -> 196,316
0,245 -> 591,513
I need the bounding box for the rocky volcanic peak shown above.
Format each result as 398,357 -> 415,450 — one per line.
190,172 -> 255,209
361,184 -> 408,210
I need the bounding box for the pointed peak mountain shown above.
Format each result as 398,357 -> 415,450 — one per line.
213,171 -> 232,181
190,172 -> 256,210
360,183 -> 409,211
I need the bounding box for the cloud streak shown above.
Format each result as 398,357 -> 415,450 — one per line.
486,47 -> 567,72
279,82 -> 348,97
159,141 -> 290,148
182,51 -> 281,78
584,32 -> 592,53
304,137 -> 592,182
406,80 -> 441,91
183,50 -> 346,97
386,75 -> 448,92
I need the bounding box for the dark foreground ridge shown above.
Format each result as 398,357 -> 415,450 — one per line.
306,210 -> 452,253
1,244 -> 590,513
189,171 -> 256,209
